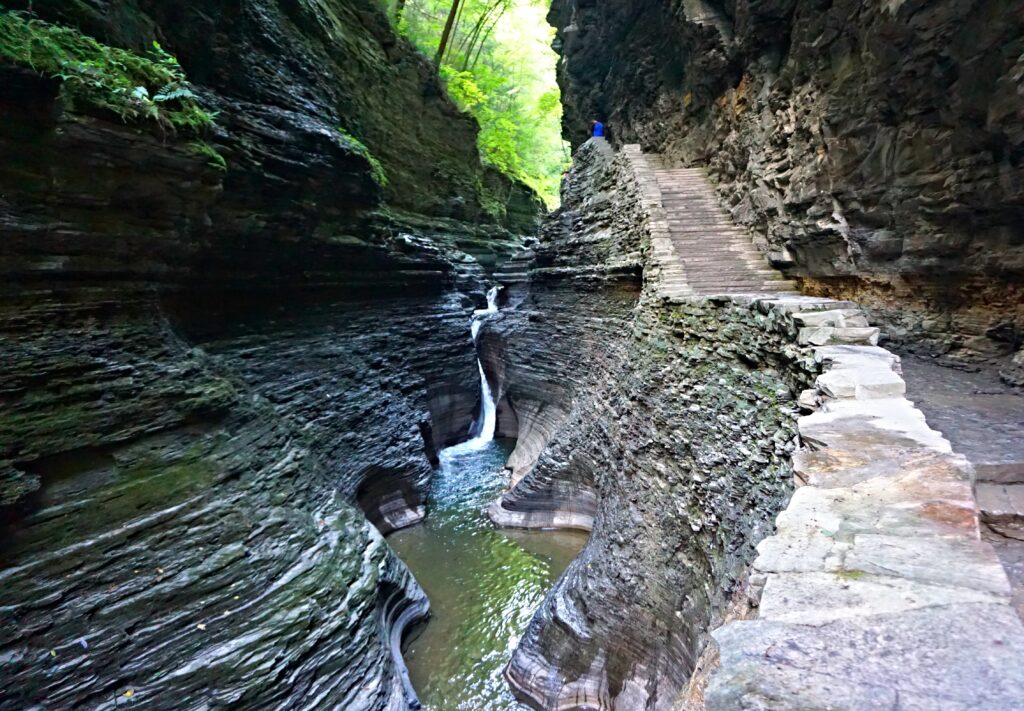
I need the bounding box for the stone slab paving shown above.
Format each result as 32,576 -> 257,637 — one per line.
705,296 -> 1024,710
900,355 -> 1024,620
615,144 -> 1024,705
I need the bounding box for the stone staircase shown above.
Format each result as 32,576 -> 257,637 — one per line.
651,164 -> 797,297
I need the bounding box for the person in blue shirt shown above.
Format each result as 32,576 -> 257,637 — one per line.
591,119 -> 605,138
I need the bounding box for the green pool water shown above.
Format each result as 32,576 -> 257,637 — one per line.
388,439 -> 586,710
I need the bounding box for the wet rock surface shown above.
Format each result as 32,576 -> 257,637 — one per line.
549,0 -> 1024,365
0,0 -> 540,706
1,408 -> 427,709
899,355 -> 1024,619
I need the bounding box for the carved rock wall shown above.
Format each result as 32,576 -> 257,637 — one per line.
549,0 -> 1024,368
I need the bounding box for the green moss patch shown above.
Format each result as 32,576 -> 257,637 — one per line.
0,10 -> 215,134
336,127 -> 388,187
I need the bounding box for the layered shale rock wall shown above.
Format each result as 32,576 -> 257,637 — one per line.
0,1 -> 540,707
549,0 -> 1024,370
495,139 -> 1024,709
489,141 -> 820,707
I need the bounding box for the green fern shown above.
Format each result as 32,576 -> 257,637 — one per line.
0,11 -> 214,135
188,141 -> 227,171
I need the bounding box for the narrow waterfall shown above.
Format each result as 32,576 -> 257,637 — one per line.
459,286 -> 501,451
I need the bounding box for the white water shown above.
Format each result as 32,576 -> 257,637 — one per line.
448,286 -> 501,455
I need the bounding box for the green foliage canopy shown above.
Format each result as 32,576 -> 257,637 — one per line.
390,0 -> 569,207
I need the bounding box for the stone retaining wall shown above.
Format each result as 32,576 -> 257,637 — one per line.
703,297 -> 1024,709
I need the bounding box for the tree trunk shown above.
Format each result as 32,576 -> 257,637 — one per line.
435,0 -> 463,65
469,9 -> 503,71
460,0 -> 504,71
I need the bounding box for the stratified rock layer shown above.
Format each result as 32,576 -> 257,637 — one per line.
0,0 -> 539,707
549,0 -> 1024,367
489,141 -> 816,708
495,139 -> 1024,710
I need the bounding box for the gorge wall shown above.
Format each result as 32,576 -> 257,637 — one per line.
0,1 -> 540,707
548,0 -> 1024,374
486,142 -> 820,707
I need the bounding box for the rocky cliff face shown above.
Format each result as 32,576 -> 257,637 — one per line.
0,1 -> 539,707
487,142 -> 818,708
549,0 -> 1024,370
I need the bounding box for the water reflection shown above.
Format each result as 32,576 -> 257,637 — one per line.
388,439 -> 586,710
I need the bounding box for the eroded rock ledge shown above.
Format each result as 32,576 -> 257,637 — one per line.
493,140 -> 1024,709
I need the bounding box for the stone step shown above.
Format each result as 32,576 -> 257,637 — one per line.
793,309 -> 870,328
815,349 -> 907,400
690,280 -> 793,288
675,251 -> 768,261
693,287 -> 798,295
676,253 -> 770,262
668,232 -> 752,240
683,266 -> 786,277
696,275 -> 791,285
665,224 -> 747,231
663,208 -> 731,213
681,257 -> 779,267
798,326 -> 881,347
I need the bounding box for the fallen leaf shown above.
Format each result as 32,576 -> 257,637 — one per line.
124,689 -> 134,698
50,650 -> 56,657
196,623 -> 207,631
157,568 -> 164,574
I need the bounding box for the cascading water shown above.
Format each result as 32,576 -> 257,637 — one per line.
459,285 -> 501,449
388,283 -> 587,709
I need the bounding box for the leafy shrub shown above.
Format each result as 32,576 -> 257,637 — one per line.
0,10 -> 215,135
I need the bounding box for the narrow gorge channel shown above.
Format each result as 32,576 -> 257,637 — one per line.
2,0 -> 1024,709
391,287 -> 587,710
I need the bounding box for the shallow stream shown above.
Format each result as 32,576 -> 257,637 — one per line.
389,441 -> 586,709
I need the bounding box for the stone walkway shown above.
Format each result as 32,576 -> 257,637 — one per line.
705,299 -> 1024,709
614,146 -> 1024,708
624,147 -> 796,297
900,355 -> 1024,618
